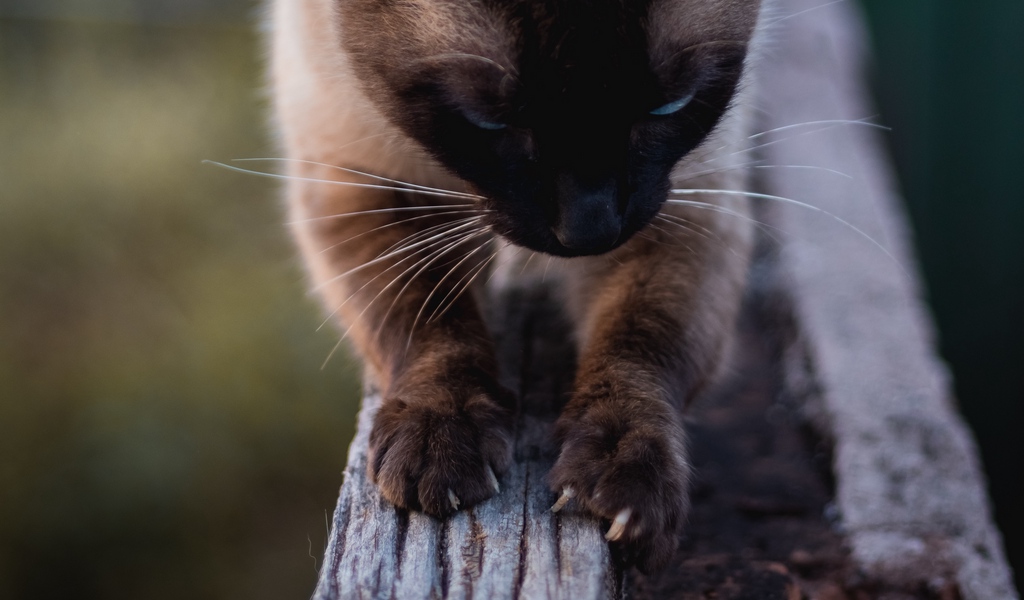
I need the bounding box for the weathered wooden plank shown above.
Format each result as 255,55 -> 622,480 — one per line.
759,1 -> 1019,598
313,285 -> 619,600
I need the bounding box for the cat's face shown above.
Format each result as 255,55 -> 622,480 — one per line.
341,0 -> 760,257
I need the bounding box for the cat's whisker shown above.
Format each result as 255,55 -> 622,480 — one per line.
667,188 -> 905,273
653,214 -> 748,260
204,160 -> 484,202
317,212 -> 484,255
323,223 -> 474,369
747,118 -> 887,141
481,242 -> 516,288
663,197 -> 782,246
358,215 -> 483,260
375,235 -> 490,352
417,249 -> 493,344
313,216 -> 485,313
362,219 -> 486,279
659,199 -> 782,243
406,239 -> 494,350
677,159 -> 853,183
332,132 -> 391,152
662,199 -> 764,227
766,0 -> 847,27
323,227 -> 486,364
372,229 -> 491,348
364,225 -> 487,298
653,214 -> 734,255
698,118 -> 886,166
519,251 -> 538,277
365,215 -> 481,258
648,218 -> 703,250
674,157 -> 767,182
426,244 -> 501,326
320,337 -> 347,371
635,230 -> 670,246
458,245 -> 505,305
313,218 -> 486,292
233,158 -> 485,200
316,219 -> 487,332
287,204 -> 484,226
753,164 -> 853,179
435,243 -> 499,316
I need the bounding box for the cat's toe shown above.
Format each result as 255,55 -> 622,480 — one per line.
368,391 -> 512,518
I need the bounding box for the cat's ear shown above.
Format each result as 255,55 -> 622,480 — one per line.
645,0 -> 760,71
339,0 -> 518,91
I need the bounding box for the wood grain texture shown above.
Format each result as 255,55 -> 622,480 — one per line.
313,285 -> 621,600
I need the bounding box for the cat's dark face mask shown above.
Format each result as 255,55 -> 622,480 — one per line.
341,0 -> 755,257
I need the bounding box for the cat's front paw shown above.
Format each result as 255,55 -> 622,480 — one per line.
549,393 -> 690,572
368,384 -> 513,518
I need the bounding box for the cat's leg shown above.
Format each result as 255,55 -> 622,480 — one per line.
287,164 -> 512,517
549,201 -> 752,571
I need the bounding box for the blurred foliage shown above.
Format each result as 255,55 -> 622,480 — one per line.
0,18 -> 361,600
0,0 -> 255,24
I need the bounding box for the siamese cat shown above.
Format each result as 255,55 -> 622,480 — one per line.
271,0 -> 763,570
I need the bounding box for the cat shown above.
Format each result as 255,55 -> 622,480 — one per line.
270,0 -> 763,571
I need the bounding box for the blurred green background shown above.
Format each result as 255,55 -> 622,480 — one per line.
0,2 -> 362,598
0,0 -> 1019,597
859,0 -> 1023,591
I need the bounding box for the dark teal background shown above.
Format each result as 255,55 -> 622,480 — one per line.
859,0 -> 1023,588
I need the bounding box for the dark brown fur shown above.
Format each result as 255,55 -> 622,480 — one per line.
271,0 -> 763,571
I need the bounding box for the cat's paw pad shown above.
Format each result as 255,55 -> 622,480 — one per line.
549,410 -> 690,572
368,391 -> 512,517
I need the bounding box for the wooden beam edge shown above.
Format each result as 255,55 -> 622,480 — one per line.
759,1 -> 1018,598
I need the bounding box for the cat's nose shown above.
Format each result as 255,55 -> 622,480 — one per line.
551,177 -> 622,254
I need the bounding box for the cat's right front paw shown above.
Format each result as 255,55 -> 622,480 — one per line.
367,387 -> 512,518
548,391 -> 691,572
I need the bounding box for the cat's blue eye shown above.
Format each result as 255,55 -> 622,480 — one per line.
475,120 -> 507,130
464,111 -> 507,130
650,92 -> 695,116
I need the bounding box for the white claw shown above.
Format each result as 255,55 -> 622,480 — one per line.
550,486 -> 576,513
448,489 -> 461,510
486,466 -> 500,494
605,509 -> 632,542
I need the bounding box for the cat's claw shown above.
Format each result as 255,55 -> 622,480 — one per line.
605,508 -> 632,542
550,486 -> 575,513
486,466 -> 500,494
448,489 -> 460,511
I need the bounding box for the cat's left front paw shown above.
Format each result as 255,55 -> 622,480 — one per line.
548,391 -> 690,572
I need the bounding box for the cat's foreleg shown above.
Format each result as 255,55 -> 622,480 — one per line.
549,206 -> 751,571
287,167 -> 512,517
